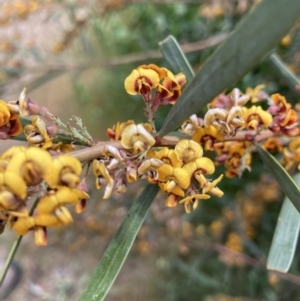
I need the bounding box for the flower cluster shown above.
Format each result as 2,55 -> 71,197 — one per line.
0,146 -> 89,246
124,64 -> 186,131
179,85 -> 300,177
91,64 -> 225,213
1,62 -> 300,246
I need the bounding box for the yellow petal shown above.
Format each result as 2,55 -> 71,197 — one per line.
175,139 -> 203,164
183,157 -> 215,177
44,155 -> 82,188
13,216 -> 35,235
124,67 -> 160,95
121,124 -> 155,153
7,147 -> 53,186
137,158 -> 164,175
0,171 -> 27,200
155,147 -> 182,167
55,206 -> 73,225
0,99 -> 10,126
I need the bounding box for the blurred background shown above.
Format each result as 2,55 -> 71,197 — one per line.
0,0 -> 300,300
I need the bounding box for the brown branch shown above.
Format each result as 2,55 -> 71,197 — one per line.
68,130 -> 277,162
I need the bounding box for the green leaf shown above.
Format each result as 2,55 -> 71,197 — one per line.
158,0 -> 300,137
256,144 -> 300,213
79,184 -> 159,301
159,35 -> 195,84
267,174 -> 300,272
268,53 -> 300,96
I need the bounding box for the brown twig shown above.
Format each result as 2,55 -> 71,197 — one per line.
68,130 -> 277,162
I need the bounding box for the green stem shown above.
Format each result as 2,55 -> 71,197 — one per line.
0,198 -> 40,286
0,236 -> 23,286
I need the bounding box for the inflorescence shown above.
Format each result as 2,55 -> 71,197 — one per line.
0,63 -> 299,245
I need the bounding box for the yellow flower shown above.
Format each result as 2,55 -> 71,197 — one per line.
0,171 -> 27,210
157,69 -> 186,104
243,106 -> 272,131
121,124 -> 155,154
269,93 -> 290,115
0,146 -> 26,171
13,214 -> 62,246
181,114 -> 202,135
51,142 -> 74,154
165,193 -> 179,208
7,112 -> 23,137
192,126 -> 224,151
0,146 -> 27,161
175,139 -> 203,164
179,193 -> 210,213
6,147 -> 53,186
24,116 -> 52,148
147,147 -> 182,167
204,108 -> 228,133
36,187 -> 89,224
44,155 -> 82,188
159,182 -> 185,207
183,157 -> 215,183
107,120 -> 135,141
7,88 -> 30,116
93,160 -> 114,199
137,158 -> 164,183
202,174 -> 224,197
246,84 -> 265,103
125,161 -> 137,183
124,65 -> 160,95
226,106 -> 244,134
158,164 -> 190,192
262,137 -> 283,152
99,145 -> 123,170
0,99 -> 11,126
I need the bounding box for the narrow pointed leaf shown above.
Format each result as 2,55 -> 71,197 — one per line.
256,144 -> 300,213
79,184 -> 159,301
267,174 -> 300,272
268,53 -> 300,96
159,0 -> 300,137
159,35 -> 195,84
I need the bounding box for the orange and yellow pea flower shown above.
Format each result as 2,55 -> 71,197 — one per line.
0,144 -> 88,245
157,164 -> 190,193
243,106 -> 272,131
93,159 -> 115,199
0,99 -> 11,126
6,147 -> 53,186
175,139 -> 203,164
107,120 -> 135,141
13,214 -> 63,246
124,65 -> 161,96
44,155 -> 82,188
0,171 -> 27,210
0,99 -> 22,137
121,123 -> 155,154
282,138 -> 300,171
36,187 -> 89,224
192,125 -> 224,151
147,147 -> 182,167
